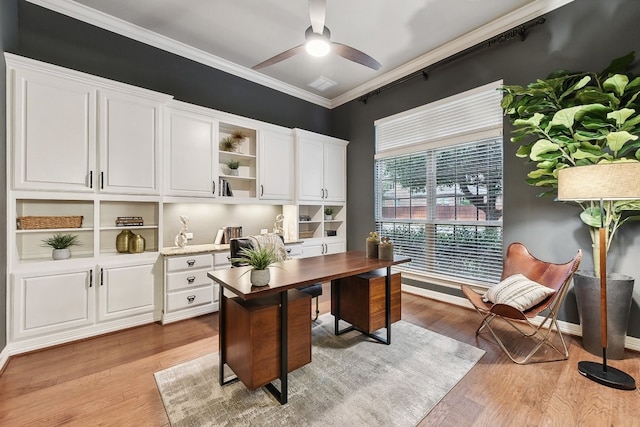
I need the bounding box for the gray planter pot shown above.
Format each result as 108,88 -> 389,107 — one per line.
250,268 -> 270,287
573,271 -> 634,360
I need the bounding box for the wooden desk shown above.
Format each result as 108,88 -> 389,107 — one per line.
208,250 -> 410,404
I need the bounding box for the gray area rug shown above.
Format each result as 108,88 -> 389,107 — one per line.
154,315 -> 485,426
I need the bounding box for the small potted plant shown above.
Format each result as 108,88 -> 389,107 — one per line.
41,233 -> 80,260
324,207 -> 334,220
235,246 -> 279,287
226,159 -> 240,176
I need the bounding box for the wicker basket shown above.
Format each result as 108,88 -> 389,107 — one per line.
299,231 -> 315,238
17,216 -> 83,230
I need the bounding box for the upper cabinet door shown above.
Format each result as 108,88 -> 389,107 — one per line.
98,89 -> 162,195
164,104 -> 219,198
10,67 -> 97,192
295,129 -> 348,203
323,142 -> 347,202
259,127 -> 294,201
297,135 -> 325,201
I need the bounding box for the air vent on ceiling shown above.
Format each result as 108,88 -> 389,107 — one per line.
308,75 -> 337,91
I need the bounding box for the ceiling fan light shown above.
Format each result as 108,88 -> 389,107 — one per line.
306,38 -> 330,57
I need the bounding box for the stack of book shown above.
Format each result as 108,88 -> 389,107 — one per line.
116,216 -> 144,227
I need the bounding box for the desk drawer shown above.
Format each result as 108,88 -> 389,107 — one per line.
166,254 -> 213,272
166,285 -> 213,312
166,270 -> 212,292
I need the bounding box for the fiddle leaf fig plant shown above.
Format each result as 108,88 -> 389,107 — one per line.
501,52 -> 640,276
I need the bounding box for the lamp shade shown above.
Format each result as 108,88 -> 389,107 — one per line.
557,163 -> 640,201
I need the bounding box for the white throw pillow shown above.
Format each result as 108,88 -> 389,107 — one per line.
482,273 -> 555,311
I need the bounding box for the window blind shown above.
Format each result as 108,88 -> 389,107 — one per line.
374,82 -> 504,284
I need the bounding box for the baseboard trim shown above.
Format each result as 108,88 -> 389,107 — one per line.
401,284 -> 640,353
0,346 -> 10,374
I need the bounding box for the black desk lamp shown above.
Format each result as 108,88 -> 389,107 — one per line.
558,162 -> 638,391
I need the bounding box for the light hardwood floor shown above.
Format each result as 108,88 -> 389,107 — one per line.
0,287 -> 638,426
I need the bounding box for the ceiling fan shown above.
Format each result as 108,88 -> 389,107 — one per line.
252,0 -> 382,71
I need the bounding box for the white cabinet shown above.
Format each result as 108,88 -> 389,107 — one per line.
259,127 -> 294,201
301,239 -> 346,257
11,266 -> 95,341
98,89 -> 162,194
6,54 -> 170,195
9,64 -> 96,192
162,253 -> 218,324
295,128 -> 348,202
164,102 -> 219,198
97,262 -> 155,322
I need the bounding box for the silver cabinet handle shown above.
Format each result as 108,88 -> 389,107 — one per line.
212,180 -> 216,195
260,184 -> 264,197
89,171 -> 93,189
100,268 -> 104,286
187,259 -> 196,266
89,269 -> 93,287
100,171 -> 104,189
186,276 -> 195,284
187,295 -> 196,303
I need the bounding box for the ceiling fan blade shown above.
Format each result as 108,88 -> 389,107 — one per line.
332,42 -> 382,70
252,44 -> 305,70
308,0 -> 326,34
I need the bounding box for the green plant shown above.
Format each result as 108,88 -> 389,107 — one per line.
235,246 -> 278,270
41,233 -> 80,249
220,136 -> 239,152
501,52 -> 640,275
324,207 -> 334,216
226,159 -> 240,170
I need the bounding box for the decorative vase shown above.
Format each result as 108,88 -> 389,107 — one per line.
366,240 -> 378,258
379,243 -> 394,260
129,234 -> 146,254
325,214 -> 333,220
250,269 -> 270,287
573,271 -> 635,360
52,248 -> 71,260
116,229 -> 134,253
229,169 -> 239,176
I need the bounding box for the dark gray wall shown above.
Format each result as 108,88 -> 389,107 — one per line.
1,0 -> 19,355
332,0 -> 640,338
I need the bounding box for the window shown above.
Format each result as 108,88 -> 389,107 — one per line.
374,82 -> 503,284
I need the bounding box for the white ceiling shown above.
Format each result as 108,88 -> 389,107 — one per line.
29,0 -> 573,108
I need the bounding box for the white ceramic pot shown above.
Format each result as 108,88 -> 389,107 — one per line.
52,248 -> 71,260
250,268 -> 270,287
229,169 -> 239,176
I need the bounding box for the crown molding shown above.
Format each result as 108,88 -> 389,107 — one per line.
27,0 -> 573,110
25,0 -> 333,108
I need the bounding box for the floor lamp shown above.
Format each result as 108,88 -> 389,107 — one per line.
558,162 -> 639,390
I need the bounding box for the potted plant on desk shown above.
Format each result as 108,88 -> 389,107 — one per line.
235,246 -> 279,287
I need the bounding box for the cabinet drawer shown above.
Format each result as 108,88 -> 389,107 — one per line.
166,269 -> 212,292
166,285 -> 213,312
285,243 -> 303,258
213,251 -> 231,268
166,254 -> 213,272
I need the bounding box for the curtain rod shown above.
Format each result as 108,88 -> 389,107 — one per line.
358,17 -> 546,104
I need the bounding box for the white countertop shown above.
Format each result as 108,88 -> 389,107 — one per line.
160,243 -> 230,256
160,240 -> 304,257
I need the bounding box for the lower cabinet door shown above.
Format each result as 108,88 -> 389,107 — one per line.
98,263 -> 155,322
12,268 -> 94,340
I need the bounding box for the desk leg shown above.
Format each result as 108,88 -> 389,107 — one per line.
218,284 -> 226,385
265,291 -> 288,405
385,266 -> 391,345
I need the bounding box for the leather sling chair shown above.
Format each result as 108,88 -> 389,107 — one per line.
461,242 -> 582,364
